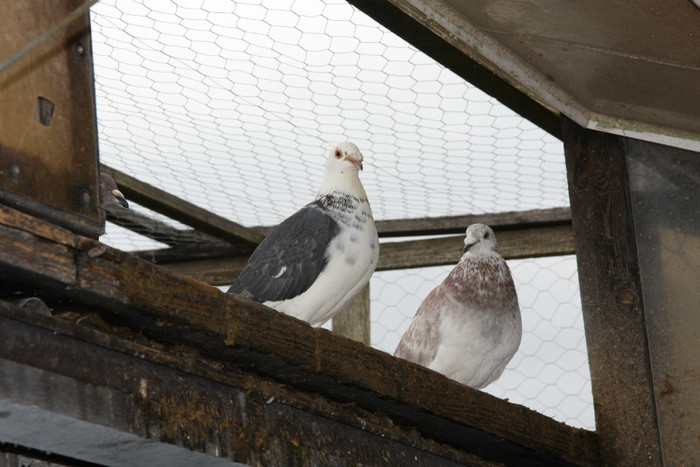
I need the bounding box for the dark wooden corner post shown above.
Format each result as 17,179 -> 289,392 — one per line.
561,116 -> 662,465
0,1 -> 101,237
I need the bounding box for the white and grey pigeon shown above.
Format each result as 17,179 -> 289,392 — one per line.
394,224 -> 521,389
228,142 -> 379,327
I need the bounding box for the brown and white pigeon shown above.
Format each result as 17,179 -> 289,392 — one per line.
394,224 -> 521,389
228,142 -> 379,327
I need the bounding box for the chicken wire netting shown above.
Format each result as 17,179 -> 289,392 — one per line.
89,0 -> 594,430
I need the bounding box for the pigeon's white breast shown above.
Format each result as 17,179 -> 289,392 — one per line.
429,295 -> 522,389
265,199 -> 379,326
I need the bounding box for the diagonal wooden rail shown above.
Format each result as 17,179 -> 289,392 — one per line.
101,164 -> 264,251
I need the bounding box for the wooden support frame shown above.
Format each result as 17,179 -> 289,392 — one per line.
0,0 -> 101,238
331,283 -> 371,345
0,202 -> 598,465
105,203 -> 222,248
134,211 -> 574,286
623,138 -> 700,465
101,164 -> 264,251
104,170 -> 569,247
101,159 -> 570,253
561,116 -> 662,464
150,223 -> 574,286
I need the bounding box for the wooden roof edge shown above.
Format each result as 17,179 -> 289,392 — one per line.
0,203 -> 598,465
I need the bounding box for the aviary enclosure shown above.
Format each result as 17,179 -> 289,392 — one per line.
0,0 -> 697,465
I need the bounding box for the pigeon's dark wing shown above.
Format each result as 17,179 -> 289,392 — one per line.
228,203 -> 340,302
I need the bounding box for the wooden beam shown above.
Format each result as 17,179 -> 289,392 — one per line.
252,207 -> 571,238
0,203 -> 599,465
0,300 -> 485,466
331,284 -> 371,345
104,204 -> 222,248
154,223 -> 574,286
374,207 -> 571,237
623,138 -> 700,466
377,223 -> 574,271
134,206 -> 572,266
156,255 -> 249,287
561,116 -> 662,465
100,164 -> 264,250
0,0 -> 101,238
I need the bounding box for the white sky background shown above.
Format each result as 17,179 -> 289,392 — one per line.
90,0 -> 594,429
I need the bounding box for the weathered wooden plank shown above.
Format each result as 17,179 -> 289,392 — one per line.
0,223 -> 75,289
0,204 -> 81,248
153,224 -> 575,286
251,206 -> 571,238
75,243 -> 233,339
100,164 -> 264,250
0,0 -> 101,238
0,208 -> 599,465
105,204 -> 220,247
313,330 -> 596,464
624,139 -> 700,465
378,224 -> 575,271
561,116 -> 661,465
374,207 -> 571,237
331,283 -> 370,345
0,300 -> 492,466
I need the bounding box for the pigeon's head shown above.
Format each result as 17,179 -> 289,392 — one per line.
100,173 -> 129,209
327,141 -> 363,173
463,224 -> 499,255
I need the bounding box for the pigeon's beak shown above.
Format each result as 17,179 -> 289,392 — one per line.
112,189 -> 129,209
347,153 -> 364,171
463,236 -> 478,253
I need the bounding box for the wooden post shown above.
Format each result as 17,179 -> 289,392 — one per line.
0,0 -> 101,237
561,116 -> 662,465
624,138 -> 700,466
332,284 -> 370,345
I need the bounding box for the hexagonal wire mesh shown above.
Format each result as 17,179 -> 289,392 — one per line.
90,0 -> 594,429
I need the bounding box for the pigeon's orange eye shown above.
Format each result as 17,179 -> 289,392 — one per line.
334,149 -> 342,159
